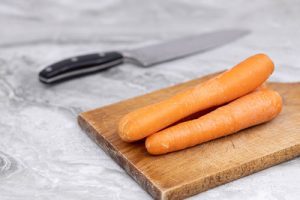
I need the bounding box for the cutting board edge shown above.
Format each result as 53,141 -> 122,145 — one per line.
162,144 -> 300,200
78,114 -> 164,200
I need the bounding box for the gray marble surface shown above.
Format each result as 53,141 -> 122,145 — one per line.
0,0 -> 299,199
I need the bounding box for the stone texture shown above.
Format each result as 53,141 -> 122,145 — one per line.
0,0 -> 299,199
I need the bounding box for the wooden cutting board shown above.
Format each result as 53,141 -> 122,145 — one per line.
78,72 -> 300,200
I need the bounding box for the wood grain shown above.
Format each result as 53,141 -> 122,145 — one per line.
78,72 -> 300,200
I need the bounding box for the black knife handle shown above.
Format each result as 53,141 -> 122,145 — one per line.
39,52 -> 123,84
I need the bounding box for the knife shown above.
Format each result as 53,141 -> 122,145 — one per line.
39,29 -> 249,84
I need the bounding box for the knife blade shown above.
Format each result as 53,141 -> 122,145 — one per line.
39,29 -> 249,84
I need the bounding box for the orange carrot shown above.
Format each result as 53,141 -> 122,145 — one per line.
118,54 -> 274,142
256,82 -> 268,91
146,89 -> 282,155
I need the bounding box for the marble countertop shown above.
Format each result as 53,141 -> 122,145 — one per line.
0,0 -> 299,199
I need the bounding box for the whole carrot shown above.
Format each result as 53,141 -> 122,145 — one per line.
119,54 -> 274,142
146,89 -> 282,155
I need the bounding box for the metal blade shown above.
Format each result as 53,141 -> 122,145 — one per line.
122,29 -> 249,67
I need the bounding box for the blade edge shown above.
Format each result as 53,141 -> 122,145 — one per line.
122,29 -> 249,67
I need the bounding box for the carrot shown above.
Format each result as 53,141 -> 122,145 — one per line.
145,89 -> 283,155
118,54 -> 274,142
256,82 -> 268,91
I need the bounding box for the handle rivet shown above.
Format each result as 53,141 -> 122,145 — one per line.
71,57 -> 78,62
45,67 -> 52,72
99,53 -> 106,57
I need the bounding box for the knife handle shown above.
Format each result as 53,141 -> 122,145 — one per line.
39,52 -> 123,84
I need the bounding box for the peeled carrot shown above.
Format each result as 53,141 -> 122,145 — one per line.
146,89 -> 282,155
118,54 -> 274,142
